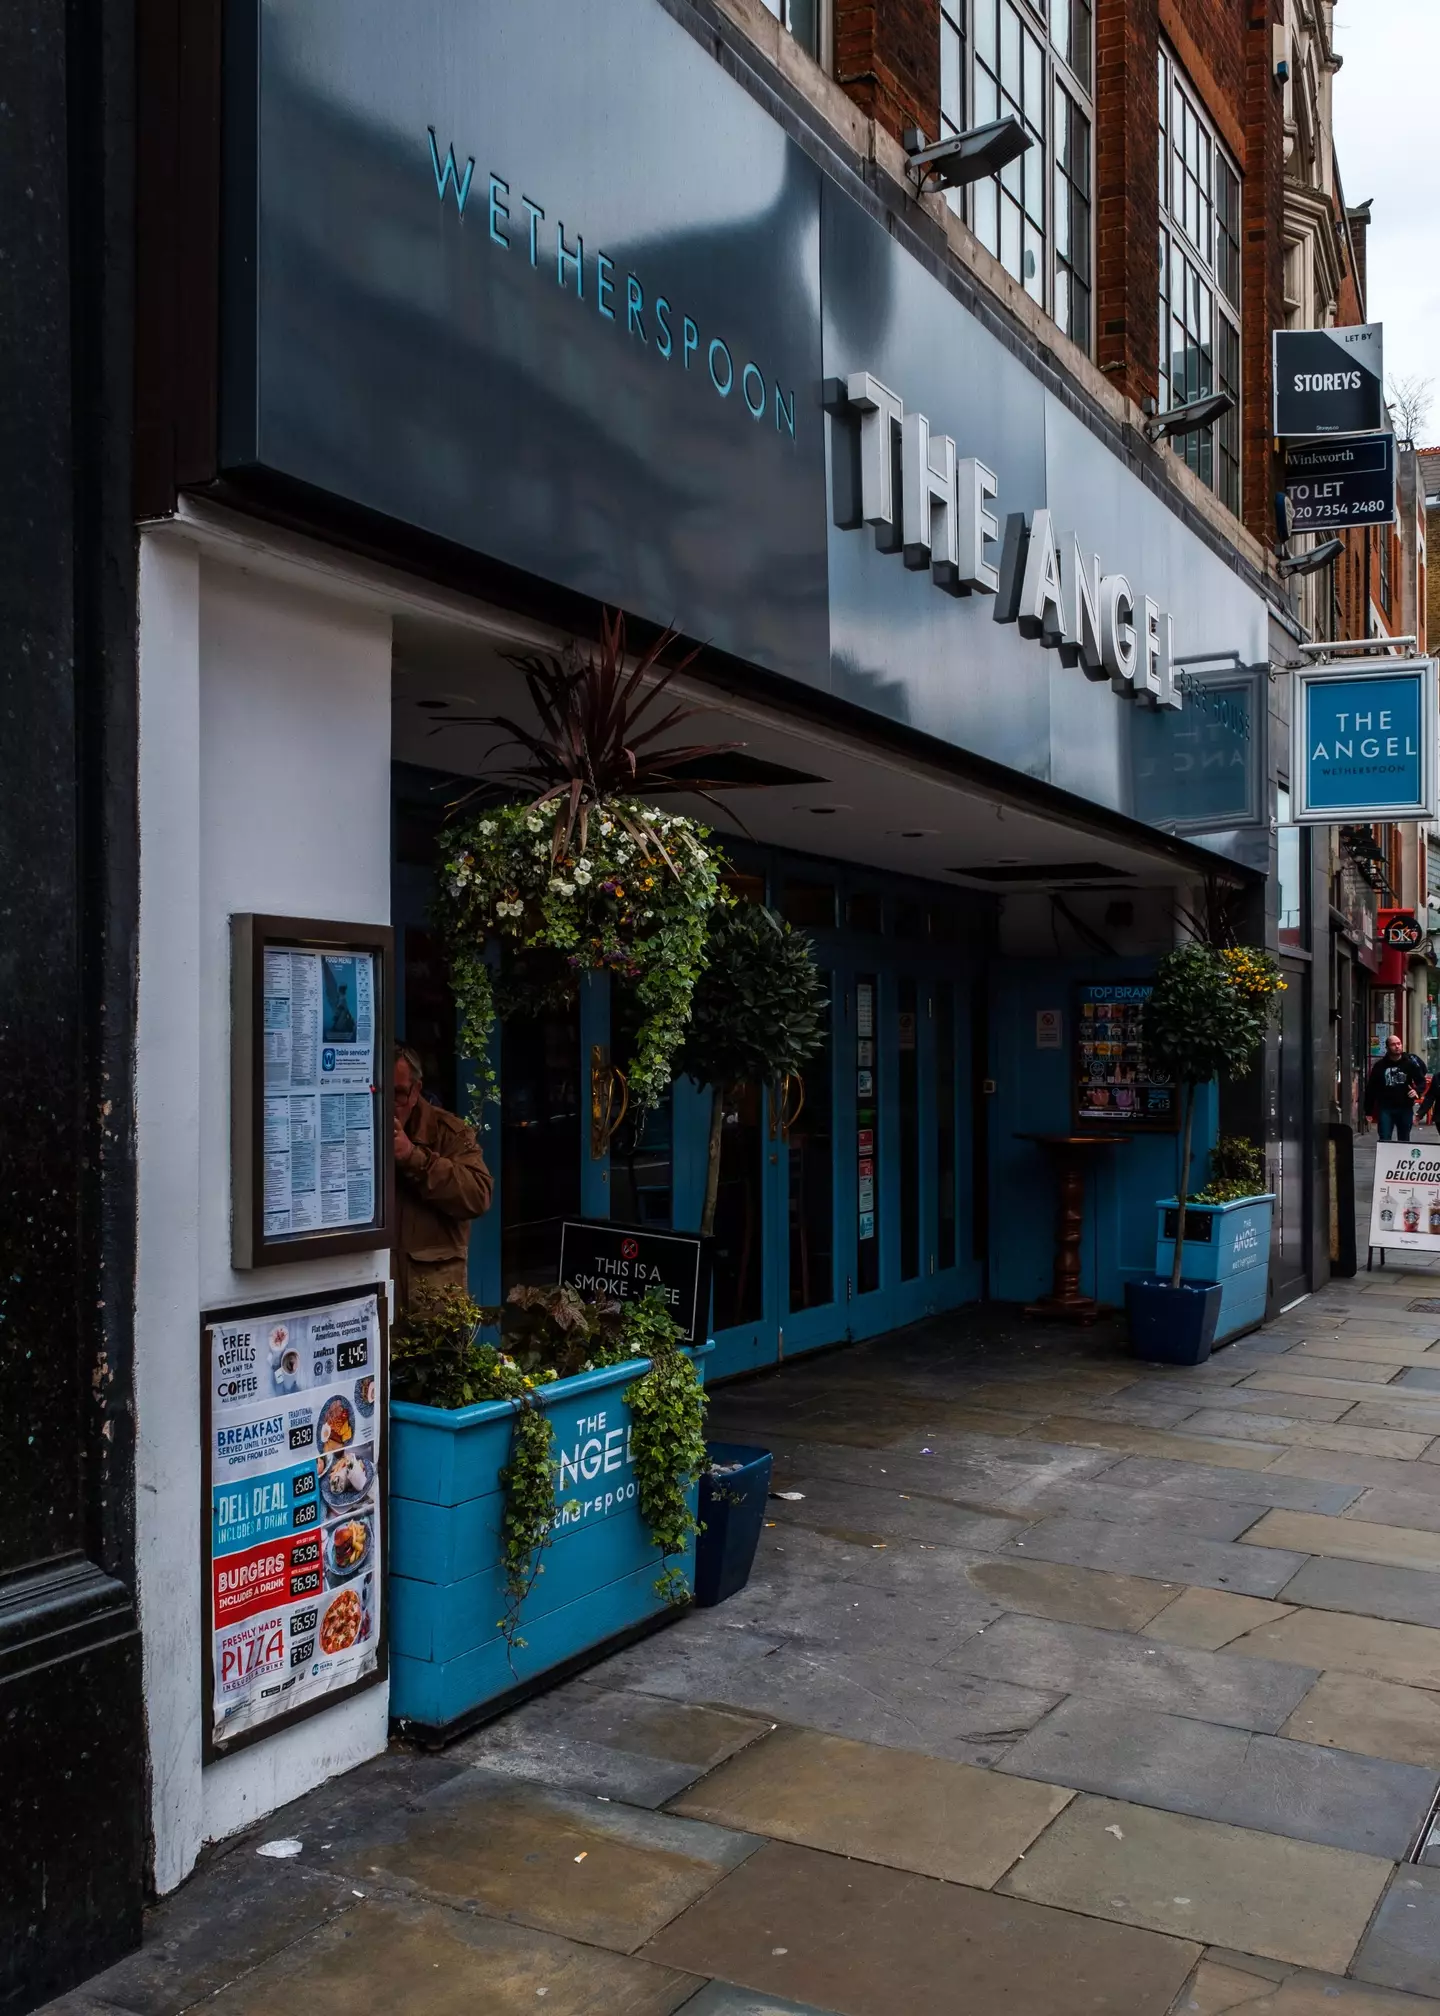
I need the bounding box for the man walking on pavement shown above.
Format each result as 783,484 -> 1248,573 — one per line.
1364,1032 -> 1428,1143
392,1042 -> 492,1311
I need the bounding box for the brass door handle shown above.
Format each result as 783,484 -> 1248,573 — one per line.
590,1046 -> 629,1158
770,1072 -> 807,1141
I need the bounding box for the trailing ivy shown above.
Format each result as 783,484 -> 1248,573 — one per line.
622,1291 -> 709,1605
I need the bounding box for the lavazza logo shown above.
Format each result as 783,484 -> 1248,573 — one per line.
830,373 -> 1184,711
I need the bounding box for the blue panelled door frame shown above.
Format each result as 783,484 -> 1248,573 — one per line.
395,786 -> 993,1381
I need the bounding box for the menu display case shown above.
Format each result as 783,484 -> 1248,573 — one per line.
1074,983 -> 1177,1132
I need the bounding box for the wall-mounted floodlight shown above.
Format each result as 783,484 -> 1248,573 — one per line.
1277,536 -> 1344,578
1143,390 -> 1236,443
902,117 -> 1032,194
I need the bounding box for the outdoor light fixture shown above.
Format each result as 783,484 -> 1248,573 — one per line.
1277,537 -> 1344,578
902,117 -> 1032,194
1142,391 -> 1236,443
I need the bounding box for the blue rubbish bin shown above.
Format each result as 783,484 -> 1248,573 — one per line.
695,1442 -> 773,1608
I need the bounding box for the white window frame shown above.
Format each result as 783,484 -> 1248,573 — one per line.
939,0 -> 1096,354
1157,42 -> 1243,515
759,0 -> 831,68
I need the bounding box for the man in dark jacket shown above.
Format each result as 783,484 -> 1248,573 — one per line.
1365,1034 -> 1428,1143
392,1044 -> 493,1311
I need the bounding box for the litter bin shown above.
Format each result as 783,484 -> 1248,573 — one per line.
695,1442 -> 772,1608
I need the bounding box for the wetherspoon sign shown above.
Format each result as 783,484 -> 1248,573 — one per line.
1291,661 -> 1439,826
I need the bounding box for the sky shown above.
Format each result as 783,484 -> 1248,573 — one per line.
1331,1 -> 1438,430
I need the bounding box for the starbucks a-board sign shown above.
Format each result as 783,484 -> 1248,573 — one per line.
559,1220 -> 711,1347
1370,1145 -> 1440,1254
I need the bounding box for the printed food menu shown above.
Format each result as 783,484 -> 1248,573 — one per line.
1074,983 -> 1177,1131
206,1290 -> 383,1749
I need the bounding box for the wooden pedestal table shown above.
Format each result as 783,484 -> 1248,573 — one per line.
1017,1132 -> 1130,1324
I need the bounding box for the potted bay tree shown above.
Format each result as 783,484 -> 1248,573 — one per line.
1128,944 -> 1283,1363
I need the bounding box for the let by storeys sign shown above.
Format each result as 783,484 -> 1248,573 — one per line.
1291,661 -> 1439,824
1273,326 -> 1384,438
558,1221 -> 711,1348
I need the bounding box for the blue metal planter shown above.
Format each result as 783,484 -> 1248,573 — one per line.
1154,1194 -> 1275,1345
389,1345 -> 712,1737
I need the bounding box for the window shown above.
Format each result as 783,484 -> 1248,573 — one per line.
760,0 -> 822,60
939,1 -> 1093,351
1157,46 -> 1242,515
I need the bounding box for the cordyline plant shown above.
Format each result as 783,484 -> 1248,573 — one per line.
677,904 -> 828,1235
439,612 -> 750,1114
1141,944 -> 1284,1286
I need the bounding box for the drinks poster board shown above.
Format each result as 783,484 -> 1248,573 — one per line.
1074,983 -> 1177,1132
1370,1144 -> 1440,1256
202,1286 -> 386,1758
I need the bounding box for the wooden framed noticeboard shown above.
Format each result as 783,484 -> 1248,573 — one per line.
202,1284 -> 388,1761
1073,982 -> 1178,1132
232,914 -> 395,1268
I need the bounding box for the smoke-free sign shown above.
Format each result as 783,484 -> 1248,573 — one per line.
559,1220 -> 711,1347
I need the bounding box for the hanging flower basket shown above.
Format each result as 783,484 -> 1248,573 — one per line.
440,797 -> 723,1114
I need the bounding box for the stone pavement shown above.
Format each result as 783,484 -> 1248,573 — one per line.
46,1155 -> 1440,2015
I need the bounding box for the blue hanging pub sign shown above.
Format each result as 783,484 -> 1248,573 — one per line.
1291,660 -> 1439,825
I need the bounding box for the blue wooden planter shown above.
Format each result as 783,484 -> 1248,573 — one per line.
389,1345 -> 711,1736
1154,1194 -> 1275,1345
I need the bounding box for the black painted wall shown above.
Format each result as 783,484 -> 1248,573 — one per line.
0,0 -> 145,2006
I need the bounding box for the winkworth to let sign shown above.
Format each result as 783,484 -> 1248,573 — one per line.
1292,661 -> 1438,825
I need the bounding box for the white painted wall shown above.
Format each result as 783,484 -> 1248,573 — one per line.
135,537 -> 393,1893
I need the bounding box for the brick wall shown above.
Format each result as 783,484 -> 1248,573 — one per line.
834,0 -> 939,144
1094,1 -> 1158,396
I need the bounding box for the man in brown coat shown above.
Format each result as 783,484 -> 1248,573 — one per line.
392,1044 -> 493,1312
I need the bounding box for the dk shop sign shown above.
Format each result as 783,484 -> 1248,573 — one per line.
1291,661 -> 1439,825
1381,911 -> 1425,952
1284,435 -> 1395,532
559,1220 -> 711,1348
1273,325 -> 1384,438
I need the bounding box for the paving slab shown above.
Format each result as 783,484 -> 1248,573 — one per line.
1033,1418 -> 1287,1469
1027,1483 -> 1276,1541
1266,1448 -> 1440,1497
670,1725 -> 1072,1887
48,1854 -> 357,2016
1178,1388 -> 1357,1423
1291,1342 -> 1440,1368
200,1895 -> 697,2016
1348,1492 -> 1440,1538
1279,1558 -> 1440,1630
1396,1368 -> 1440,1392
1245,1369 -> 1409,1397
1244,1510 -> 1440,1573
1225,1606 -> 1440,1689
1354,1868 -> 1440,1998
966,1556 -> 1181,1630
1181,1414 -> 1434,1460
998,1793 -> 1394,1973
644,1840 -> 1200,2016
1099,1456 -> 1362,1514
944,1613 -> 1316,1731
676,1988 -> 842,2016
1007,1514 -> 1308,1598
1173,1967 -> 1440,2016
999,1696 -> 1435,1858
350,1770 -> 759,1954
762,1471 -> 1030,1554
1282,1672 -> 1440,1768
453,1686 -> 771,1807
1144,1588 -> 1298,1651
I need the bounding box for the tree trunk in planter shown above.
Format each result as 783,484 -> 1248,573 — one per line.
1172,1080 -> 1197,1289
701,1083 -> 728,1238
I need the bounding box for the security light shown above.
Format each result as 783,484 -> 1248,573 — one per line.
1143,391 -> 1236,443
1277,537 -> 1344,578
903,117 -> 1032,194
